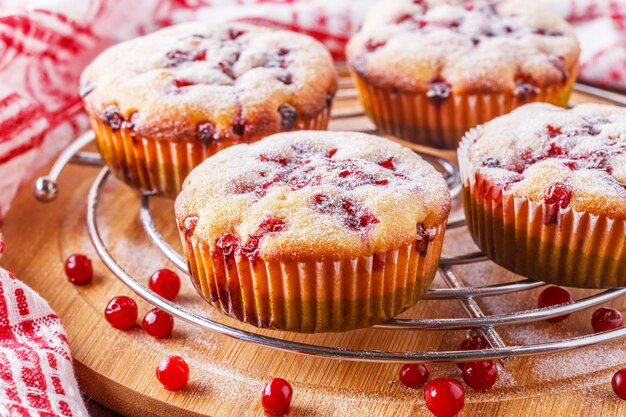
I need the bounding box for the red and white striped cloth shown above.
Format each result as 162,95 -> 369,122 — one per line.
0,1 -> 624,416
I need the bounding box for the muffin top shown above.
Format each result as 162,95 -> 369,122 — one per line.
80,22 -> 336,141
463,103 -> 626,220
175,131 -> 450,262
346,0 -> 580,96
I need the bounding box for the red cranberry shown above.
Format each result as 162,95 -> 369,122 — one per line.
546,124 -> 562,138
424,378 -> 465,417
342,200 -> 379,232
399,364 -> 429,388
457,335 -> 490,369
173,79 -> 195,88
591,307 -> 623,333
544,182 -> 573,209
463,360 -> 498,391
613,369 -> 626,400
197,121 -> 217,144
183,215 -> 199,239
514,81 -> 539,101
164,49 -> 205,67
258,154 -> 290,165
215,233 -> 241,259
143,308 -> 174,339
79,81 -> 95,98
104,296 -> 138,330
538,286 -> 572,322
426,80 -> 452,106
156,355 -> 189,391
326,148 -> 337,158
277,72 -> 293,85
103,106 -> 124,130
149,269 -> 181,301
549,55 -> 568,81
218,61 -> 236,80
378,157 -> 395,170
365,38 -> 386,52
278,103 -> 297,130
232,123 -> 245,136
241,217 -> 287,261
277,47 -> 290,56
228,28 -> 245,39
416,223 -> 430,256
64,254 -> 93,285
395,14 -> 414,24
261,378 -> 293,415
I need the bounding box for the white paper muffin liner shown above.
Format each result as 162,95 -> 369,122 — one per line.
179,222 -> 446,333
459,127 -> 626,288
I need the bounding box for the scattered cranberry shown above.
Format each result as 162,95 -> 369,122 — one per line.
613,369 -> 626,400
424,378 -> 465,417
538,286 -> 572,322
457,335 -> 490,369
591,307 -> 623,333
156,355 -> 189,391
544,182 -> 573,209
104,296 -> 138,330
149,269 -> 181,301
143,308 -> 174,339
399,364 -> 429,388
261,378 -> 293,415
64,254 -> 93,285
463,361 -> 498,391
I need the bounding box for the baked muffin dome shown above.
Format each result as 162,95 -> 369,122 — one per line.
460,103 -> 626,288
81,22 -> 337,197
346,0 -> 580,149
176,131 -> 451,332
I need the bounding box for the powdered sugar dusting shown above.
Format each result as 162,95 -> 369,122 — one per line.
81,22 -> 336,140
346,0 -> 579,94
176,131 -> 450,261
465,103 -> 626,219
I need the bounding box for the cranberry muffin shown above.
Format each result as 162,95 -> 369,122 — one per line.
175,131 -> 450,332
459,103 -> 626,288
80,22 -> 337,197
346,0 -> 580,149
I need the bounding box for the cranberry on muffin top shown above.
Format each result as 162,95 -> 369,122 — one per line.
175,131 -> 450,262
80,22 -> 337,142
346,0 -> 579,97
464,103 -> 626,220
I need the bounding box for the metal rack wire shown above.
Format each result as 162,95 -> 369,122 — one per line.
33,78 -> 626,364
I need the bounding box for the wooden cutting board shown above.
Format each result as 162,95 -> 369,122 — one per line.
3,70 -> 626,417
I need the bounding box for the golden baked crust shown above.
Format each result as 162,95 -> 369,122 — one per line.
175,131 -> 451,262
80,22 -> 337,141
463,103 -> 626,220
346,0 -> 580,95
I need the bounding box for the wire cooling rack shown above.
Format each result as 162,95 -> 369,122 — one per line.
33,70 -> 626,364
